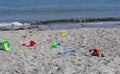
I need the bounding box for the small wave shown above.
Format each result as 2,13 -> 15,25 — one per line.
1,17 -> 120,30
30,17 -> 120,25
0,22 -> 31,30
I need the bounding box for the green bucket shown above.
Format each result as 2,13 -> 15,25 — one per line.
2,40 -> 11,51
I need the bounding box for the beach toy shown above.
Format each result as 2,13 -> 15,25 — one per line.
56,43 -> 61,46
58,51 -> 67,54
30,40 -> 36,47
21,40 -> 36,50
2,40 -> 11,51
58,49 -> 76,55
66,49 -> 76,53
61,32 -> 67,37
52,44 -> 58,48
90,48 -> 103,57
0,43 -> 2,49
52,43 -> 61,48
22,43 -> 26,46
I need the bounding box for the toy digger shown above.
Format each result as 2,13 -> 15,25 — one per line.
89,48 -> 104,57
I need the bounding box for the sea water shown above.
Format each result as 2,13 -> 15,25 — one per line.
0,0 -> 120,22
0,0 -> 120,29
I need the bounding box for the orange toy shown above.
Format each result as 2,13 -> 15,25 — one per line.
89,48 -> 102,57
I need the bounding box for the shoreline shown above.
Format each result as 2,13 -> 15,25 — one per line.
1,21 -> 120,31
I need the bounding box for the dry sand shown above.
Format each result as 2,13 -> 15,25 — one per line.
0,28 -> 120,74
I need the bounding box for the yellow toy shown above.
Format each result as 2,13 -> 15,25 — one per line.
61,32 -> 67,37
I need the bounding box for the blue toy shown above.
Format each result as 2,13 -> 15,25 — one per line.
66,49 -> 76,53
58,51 -> 67,54
57,49 -> 76,55
0,43 -> 2,49
56,43 -> 61,46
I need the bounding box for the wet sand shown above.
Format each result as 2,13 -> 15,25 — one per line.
0,28 -> 120,74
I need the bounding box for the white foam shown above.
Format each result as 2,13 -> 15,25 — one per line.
0,22 -> 31,30
0,22 -> 30,26
11,22 -> 24,26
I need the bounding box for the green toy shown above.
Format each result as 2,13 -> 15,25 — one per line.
2,40 -> 11,51
52,44 -> 58,48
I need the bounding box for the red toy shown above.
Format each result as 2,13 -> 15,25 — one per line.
22,43 -> 26,46
30,40 -> 36,47
22,40 -> 36,48
89,48 -> 103,57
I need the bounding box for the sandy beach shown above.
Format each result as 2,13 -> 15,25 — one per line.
1,0 -> 120,73
0,28 -> 120,74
